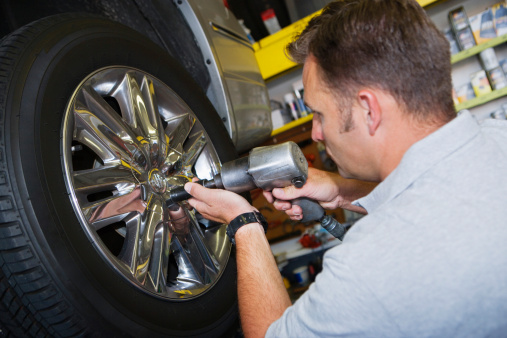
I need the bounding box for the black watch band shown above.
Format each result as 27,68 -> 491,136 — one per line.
226,211 -> 268,245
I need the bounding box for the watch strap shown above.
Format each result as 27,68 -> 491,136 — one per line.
227,211 -> 268,245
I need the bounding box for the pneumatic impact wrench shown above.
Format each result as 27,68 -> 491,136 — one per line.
166,141 -> 348,240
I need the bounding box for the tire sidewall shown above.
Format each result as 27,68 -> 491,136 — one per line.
9,15 -> 238,336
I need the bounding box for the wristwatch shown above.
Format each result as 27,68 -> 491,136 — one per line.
226,211 -> 268,245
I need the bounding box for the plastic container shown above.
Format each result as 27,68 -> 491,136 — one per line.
480,48 -> 500,71
284,93 -> 299,120
293,266 -> 310,285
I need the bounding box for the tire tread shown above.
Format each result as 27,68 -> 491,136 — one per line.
0,15 -> 92,338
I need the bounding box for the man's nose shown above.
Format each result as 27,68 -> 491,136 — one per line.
311,117 -> 323,142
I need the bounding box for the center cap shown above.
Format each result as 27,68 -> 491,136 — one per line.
148,169 -> 166,194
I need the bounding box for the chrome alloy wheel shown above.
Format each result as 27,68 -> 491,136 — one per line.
61,67 -> 231,300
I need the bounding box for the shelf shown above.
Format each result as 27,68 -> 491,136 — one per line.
270,88 -> 507,135
451,34 -> 507,64
272,87 -> 507,134
272,114 -> 313,136
455,86 -> 507,111
255,0 -> 441,80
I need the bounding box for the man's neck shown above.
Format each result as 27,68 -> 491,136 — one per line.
378,115 -> 446,181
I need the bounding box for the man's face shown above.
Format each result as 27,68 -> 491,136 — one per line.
302,56 -> 372,180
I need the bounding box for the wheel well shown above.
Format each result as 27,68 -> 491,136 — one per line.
0,0 -> 211,91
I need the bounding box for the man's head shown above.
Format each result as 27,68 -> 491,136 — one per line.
287,0 -> 456,125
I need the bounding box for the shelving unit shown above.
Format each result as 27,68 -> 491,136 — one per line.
456,86 -> 507,111
451,34 -> 507,64
450,33 -> 507,111
261,0 -> 507,135
272,114 -> 313,136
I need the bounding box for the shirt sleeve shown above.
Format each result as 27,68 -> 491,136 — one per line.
266,245 -> 400,337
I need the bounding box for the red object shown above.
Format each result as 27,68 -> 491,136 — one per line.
305,153 -> 316,167
222,0 -> 229,9
299,233 -> 321,248
261,8 -> 276,21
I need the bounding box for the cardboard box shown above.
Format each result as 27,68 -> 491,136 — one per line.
493,1 -> 507,36
444,28 -> 461,55
487,67 -> 507,90
480,48 -> 500,71
470,9 -> 497,44
456,27 -> 477,50
449,7 -> 471,31
470,70 -> 492,96
500,58 -> 507,73
456,83 -> 476,103
449,7 -> 477,50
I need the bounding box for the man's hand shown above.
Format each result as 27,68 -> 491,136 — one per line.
263,167 -> 375,220
184,182 -> 257,224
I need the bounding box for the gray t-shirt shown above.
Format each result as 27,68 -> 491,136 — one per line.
267,111 -> 507,337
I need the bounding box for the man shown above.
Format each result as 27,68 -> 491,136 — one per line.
186,0 -> 507,336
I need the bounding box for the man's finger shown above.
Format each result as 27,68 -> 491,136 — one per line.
184,182 -> 207,199
186,196 -> 204,211
273,199 -> 291,211
272,185 -> 302,201
262,190 -> 274,203
286,205 -> 303,217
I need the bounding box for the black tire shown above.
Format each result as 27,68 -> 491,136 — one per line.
0,14 -> 239,337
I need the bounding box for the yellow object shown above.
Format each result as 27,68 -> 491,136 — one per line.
272,114 -> 313,136
471,70 -> 492,97
254,11 -> 321,80
455,85 -> 507,111
417,0 -> 440,7
254,0 -> 441,80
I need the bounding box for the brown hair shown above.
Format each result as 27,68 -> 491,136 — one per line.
287,0 -> 456,124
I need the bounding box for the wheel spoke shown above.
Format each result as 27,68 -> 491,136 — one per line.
171,212 -> 218,285
181,131 -> 207,174
73,165 -> 142,195
79,86 -> 148,168
118,213 -> 142,273
167,114 -> 196,149
112,73 -> 165,166
80,85 -> 139,146
147,224 -> 171,293
135,198 -> 165,284
73,106 -> 120,165
160,114 -> 196,174
73,102 -> 147,168
83,187 -> 146,227
140,75 -> 166,165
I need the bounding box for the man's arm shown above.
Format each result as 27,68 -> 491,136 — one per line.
184,183 -> 291,337
235,223 -> 291,337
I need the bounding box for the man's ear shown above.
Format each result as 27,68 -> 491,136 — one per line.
357,89 -> 382,136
